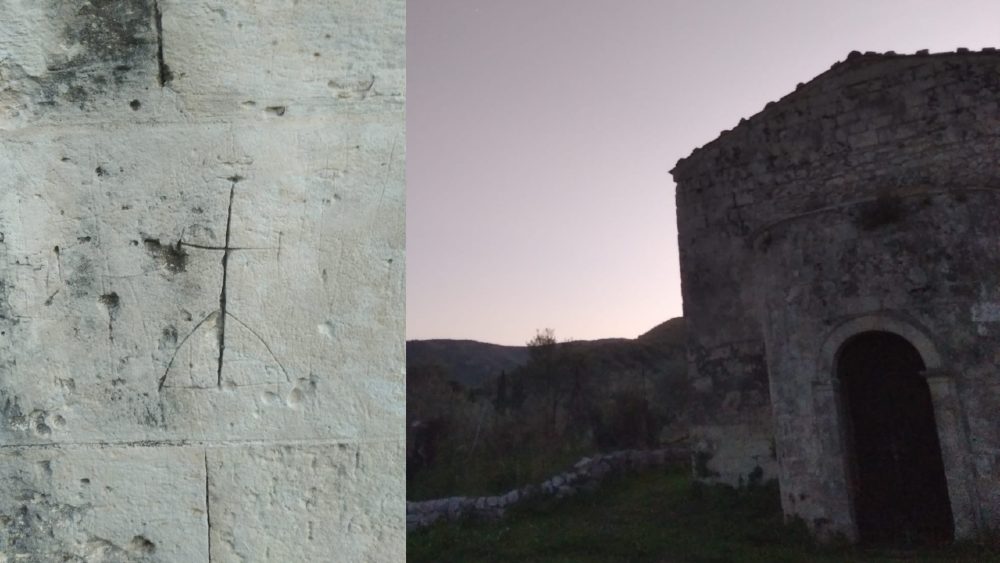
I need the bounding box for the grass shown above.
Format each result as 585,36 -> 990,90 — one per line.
408,467 -> 1000,562
408,445 -> 592,501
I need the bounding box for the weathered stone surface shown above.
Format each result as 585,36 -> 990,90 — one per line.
208,442 -> 402,561
162,0 -> 404,105
0,0 -> 403,559
0,446 -> 206,561
673,49 -> 1000,541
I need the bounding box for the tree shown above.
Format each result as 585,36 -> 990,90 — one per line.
493,369 -> 508,414
524,328 -> 567,430
527,328 -> 557,352
406,362 -> 465,479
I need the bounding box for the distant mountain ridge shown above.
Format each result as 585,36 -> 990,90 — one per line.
406,340 -> 530,388
407,317 -> 686,389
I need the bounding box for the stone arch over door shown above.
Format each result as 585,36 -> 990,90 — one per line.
815,314 -> 979,541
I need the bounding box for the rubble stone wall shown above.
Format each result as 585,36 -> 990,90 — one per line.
672,50 -> 1000,540
407,447 -> 690,531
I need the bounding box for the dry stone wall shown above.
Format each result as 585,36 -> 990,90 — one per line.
0,1 -> 404,560
406,447 -> 690,531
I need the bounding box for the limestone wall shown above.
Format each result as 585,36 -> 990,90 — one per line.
0,1 -> 404,560
406,447 -> 690,531
672,50 -> 1000,539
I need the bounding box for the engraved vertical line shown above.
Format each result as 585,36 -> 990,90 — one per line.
217,182 -> 236,388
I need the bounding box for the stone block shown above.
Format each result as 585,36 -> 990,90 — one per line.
161,0 -> 404,108
207,441 -> 402,561
0,446 -> 206,560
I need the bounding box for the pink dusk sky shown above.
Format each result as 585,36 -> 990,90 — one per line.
407,0 -> 1000,346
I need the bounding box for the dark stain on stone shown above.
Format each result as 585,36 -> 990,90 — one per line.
95,166 -> 107,177
694,451 -> 718,479
65,256 -> 95,297
143,238 -> 188,273
0,393 -> 23,431
160,326 -> 177,347
129,99 -> 141,110
857,194 -> 904,231
265,105 -> 286,116
65,0 -> 155,65
99,292 -> 120,311
65,85 -> 89,103
111,64 -> 132,85
17,1 -> 158,112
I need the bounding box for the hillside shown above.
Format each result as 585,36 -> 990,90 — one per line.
406,340 -> 530,389
406,317 -> 686,390
562,317 -> 687,374
407,318 -> 691,500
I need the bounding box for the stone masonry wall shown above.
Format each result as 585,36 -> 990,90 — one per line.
0,1 -> 404,560
672,50 -> 1000,539
406,447 -> 690,531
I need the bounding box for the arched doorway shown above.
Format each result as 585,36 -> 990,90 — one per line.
838,331 -> 953,544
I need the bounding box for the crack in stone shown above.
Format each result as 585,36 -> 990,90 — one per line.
179,241 -> 271,251
204,450 -> 213,562
0,437 -> 369,450
153,0 -> 173,87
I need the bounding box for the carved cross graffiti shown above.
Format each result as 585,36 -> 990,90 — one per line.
158,177 -> 289,390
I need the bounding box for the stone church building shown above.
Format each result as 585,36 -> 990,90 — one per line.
672,49 -> 1000,543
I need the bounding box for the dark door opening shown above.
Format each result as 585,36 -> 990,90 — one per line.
838,331 -> 953,545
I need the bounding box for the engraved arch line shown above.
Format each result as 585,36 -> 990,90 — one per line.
158,310 -> 290,390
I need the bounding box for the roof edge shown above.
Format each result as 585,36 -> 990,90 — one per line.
670,47 -> 1000,178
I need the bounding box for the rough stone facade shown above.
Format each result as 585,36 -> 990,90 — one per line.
672,49 -> 1000,541
0,1 -> 403,560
